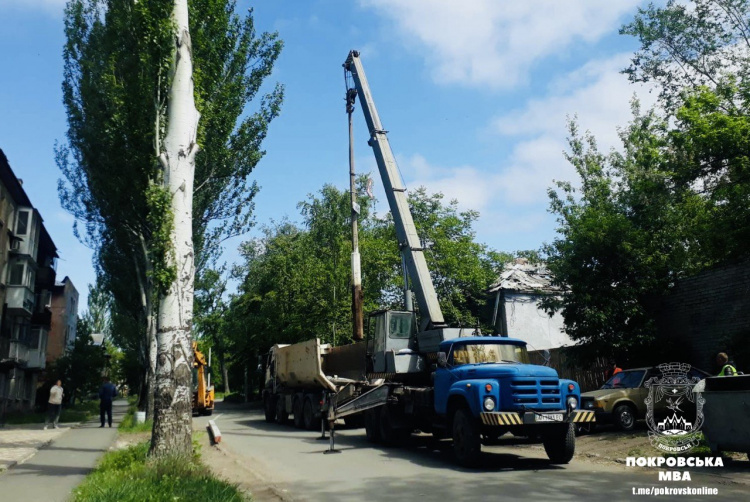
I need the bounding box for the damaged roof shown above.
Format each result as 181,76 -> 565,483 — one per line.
488,260 -> 561,294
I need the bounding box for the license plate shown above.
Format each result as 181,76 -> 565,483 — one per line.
535,413 -> 563,422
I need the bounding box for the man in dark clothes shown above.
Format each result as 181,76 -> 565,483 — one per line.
99,376 -> 118,427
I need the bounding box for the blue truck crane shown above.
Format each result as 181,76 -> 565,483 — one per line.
331,50 -> 594,467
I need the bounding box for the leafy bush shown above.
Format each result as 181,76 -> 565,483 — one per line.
73,442 -> 245,502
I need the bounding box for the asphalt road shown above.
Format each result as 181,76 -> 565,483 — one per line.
197,402 -> 747,502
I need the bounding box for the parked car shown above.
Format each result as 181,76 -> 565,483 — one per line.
580,366 -> 710,431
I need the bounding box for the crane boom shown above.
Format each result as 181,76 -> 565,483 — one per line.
344,50 -> 445,330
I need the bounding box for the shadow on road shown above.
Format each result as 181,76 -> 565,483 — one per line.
228,409 -> 564,473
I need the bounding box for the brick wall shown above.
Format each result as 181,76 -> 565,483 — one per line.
656,260 -> 750,373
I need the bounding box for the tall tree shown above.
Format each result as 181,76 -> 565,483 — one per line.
622,0 -> 750,108
58,0 -> 283,456
149,0 -> 199,457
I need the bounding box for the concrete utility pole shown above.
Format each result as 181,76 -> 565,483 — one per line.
347,87 -> 364,341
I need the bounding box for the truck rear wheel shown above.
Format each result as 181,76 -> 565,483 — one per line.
302,395 -> 320,431
293,394 -> 304,429
264,395 -> 276,423
453,408 -> 481,467
543,423 -> 575,464
275,396 -> 289,425
379,405 -> 409,446
365,408 -> 381,443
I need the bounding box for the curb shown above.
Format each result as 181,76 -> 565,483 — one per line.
0,437 -> 57,472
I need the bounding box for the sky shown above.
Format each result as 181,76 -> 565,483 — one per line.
0,0 -> 657,311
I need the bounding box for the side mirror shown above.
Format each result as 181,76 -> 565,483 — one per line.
437,352 -> 448,368
542,349 -> 551,366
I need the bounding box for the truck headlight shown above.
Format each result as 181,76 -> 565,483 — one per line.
483,396 -> 495,411
566,396 -> 578,410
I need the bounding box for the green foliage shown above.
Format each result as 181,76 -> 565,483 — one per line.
225,181 -> 506,368
73,441 -> 245,502
145,184 -> 176,294
58,0 -> 284,399
544,3 -> 750,364
48,320 -> 108,404
622,0 -> 750,109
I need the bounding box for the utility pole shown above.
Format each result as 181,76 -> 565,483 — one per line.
347,87 -> 364,341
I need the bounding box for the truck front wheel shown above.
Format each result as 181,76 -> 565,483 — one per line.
543,423 -> 575,464
452,408 -> 481,467
379,405 -> 409,446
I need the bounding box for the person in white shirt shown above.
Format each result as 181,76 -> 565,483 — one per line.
44,380 -> 64,430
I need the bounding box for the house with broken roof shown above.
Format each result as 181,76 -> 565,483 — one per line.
488,259 -> 572,351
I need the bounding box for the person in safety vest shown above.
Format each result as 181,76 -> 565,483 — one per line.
716,352 -> 738,377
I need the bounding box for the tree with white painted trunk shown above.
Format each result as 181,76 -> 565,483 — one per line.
58,0 -> 283,452
150,0 -> 200,457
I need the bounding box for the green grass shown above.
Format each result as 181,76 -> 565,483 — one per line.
2,401 -> 98,425
73,441 -> 246,502
118,402 -> 153,433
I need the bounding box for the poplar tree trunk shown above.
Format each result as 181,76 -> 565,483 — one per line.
150,0 -> 200,458
146,313 -> 157,420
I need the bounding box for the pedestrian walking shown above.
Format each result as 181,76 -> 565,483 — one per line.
44,379 -> 63,430
99,376 -> 118,427
716,352 -> 738,377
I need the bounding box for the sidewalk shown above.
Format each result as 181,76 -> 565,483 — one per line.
0,399 -> 127,501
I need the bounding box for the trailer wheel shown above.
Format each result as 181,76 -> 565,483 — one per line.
452,408 -> 481,467
293,394 -> 304,429
543,423 -> 576,464
275,396 -> 289,425
263,395 -> 276,423
365,408 -> 381,443
302,395 -> 320,431
379,405 -> 409,446
201,409 -> 214,417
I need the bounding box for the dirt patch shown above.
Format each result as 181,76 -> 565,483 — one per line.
197,433 -> 292,502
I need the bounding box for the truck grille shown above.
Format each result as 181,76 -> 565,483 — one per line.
510,378 -> 561,407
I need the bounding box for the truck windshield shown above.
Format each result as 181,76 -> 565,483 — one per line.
451,343 -> 530,365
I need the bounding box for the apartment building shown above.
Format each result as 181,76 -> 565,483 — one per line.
0,149 -> 59,412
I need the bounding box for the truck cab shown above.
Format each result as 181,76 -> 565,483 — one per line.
435,337 -> 580,422
363,310 -> 593,466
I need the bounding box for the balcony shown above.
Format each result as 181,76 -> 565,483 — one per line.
0,338 -> 29,367
25,328 -> 48,370
31,309 -> 52,327
36,264 -> 56,288
6,285 -> 34,316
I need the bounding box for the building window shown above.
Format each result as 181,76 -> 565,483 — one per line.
9,263 -> 24,285
28,329 -> 40,350
16,210 -> 29,236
